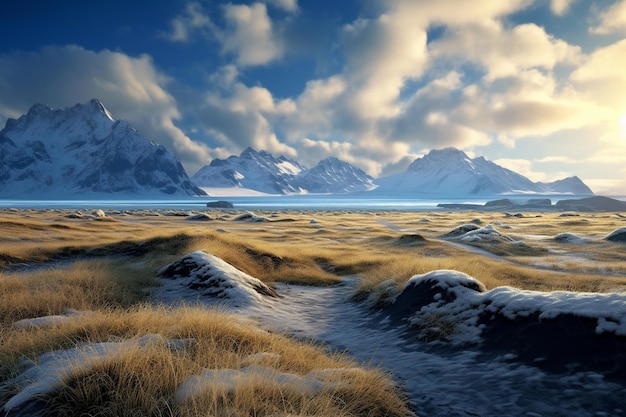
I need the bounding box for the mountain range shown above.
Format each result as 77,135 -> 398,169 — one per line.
191,149 -> 375,194
0,99 -> 205,197
0,99 -> 594,198
373,148 -> 593,195
193,147 -> 592,196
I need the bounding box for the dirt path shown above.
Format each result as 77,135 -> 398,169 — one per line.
157,276 -> 626,417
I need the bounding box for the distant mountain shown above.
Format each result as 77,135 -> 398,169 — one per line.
294,157 -> 375,193
374,148 -> 594,196
0,99 -> 205,197
192,148 -> 375,194
192,147 -> 306,194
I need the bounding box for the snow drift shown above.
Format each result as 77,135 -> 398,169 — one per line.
374,270 -> 626,379
157,251 -> 280,306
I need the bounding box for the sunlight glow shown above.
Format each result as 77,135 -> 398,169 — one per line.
620,114 -> 626,134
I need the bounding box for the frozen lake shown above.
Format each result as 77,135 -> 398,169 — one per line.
0,193 -> 612,211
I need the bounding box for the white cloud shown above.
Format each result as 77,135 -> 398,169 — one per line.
340,11 -> 429,119
195,79 -> 296,158
535,156 -> 577,163
432,20 -> 581,80
570,38 -> 626,113
493,158 -> 571,182
0,45 -> 211,174
590,0 -> 626,34
221,2 -> 283,66
550,0 -> 574,16
165,2 -> 213,43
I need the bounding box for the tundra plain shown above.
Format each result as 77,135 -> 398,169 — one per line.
1,207 -> 626,416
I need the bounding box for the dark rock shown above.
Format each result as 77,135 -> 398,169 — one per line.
556,196 -> 626,212
206,201 -> 234,209
484,198 -> 515,207
527,198 -> 552,206
440,224 -> 480,238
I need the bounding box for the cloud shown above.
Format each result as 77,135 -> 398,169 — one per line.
550,0 -> 574,15
164,2 -> 213,43
0,45 -> 211,174
590,0 -> 626,34
220,2 -> 284,66
431,20 -> 581,80
493,158 -> 572,182
570,38 -> 626,118
193,79 -> 297,159
165,2 -> 287,66
535,156 -> 577,163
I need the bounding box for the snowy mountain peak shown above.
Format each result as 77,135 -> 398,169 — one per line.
85,98 -> 115,121
408,148 -> 474,173
192,149 -> 374,194
0,99 -> 205,197
376,147 -> 593,196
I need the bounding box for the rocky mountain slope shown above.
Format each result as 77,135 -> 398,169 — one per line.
0,99 -> 205,197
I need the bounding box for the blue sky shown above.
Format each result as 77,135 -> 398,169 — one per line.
1,0 -> 626,194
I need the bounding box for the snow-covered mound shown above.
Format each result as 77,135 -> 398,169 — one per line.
191,148 -> 374,194
554,232 -> 588,243
605,227 -> 626,243
442,224 -> 514,243
233,212 -> 268,222
157,251 -> 279,306
440,224 -> 480,239
0,99 -> 205,197
376,270 -> 626,377
374,147 -> 593,196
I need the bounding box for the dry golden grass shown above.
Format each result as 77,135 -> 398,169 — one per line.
2,208 -> 626,292
2,306 -> 412,417
0,209 -> 419,416
2,207 -> 626,416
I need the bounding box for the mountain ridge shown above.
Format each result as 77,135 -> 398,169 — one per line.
374,148 -> 594,196
192,148 -> 375,194
0,99 -> 206,197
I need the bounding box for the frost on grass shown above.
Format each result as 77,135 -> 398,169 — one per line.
157,251 -> 280,306
174,365 -> 340,403
2,334 -> 188,413
373,269 -> 626,375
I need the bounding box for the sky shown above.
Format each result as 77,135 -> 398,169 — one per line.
1,0 -> 626,194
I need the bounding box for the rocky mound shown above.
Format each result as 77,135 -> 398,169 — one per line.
440,224 -> 480,239
376,270 -> 626,379
157,251 -> 280,306
605,227 -> 626,243
554,232 -> 588,243
442,224 -> 514,243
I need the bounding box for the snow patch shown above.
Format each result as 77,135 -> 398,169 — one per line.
157,251 -> 279,307
3,334 -> 188,412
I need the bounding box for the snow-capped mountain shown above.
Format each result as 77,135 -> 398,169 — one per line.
0,99 -> 205,197
192,147 -> 306,194
294,157 -> 375,193
192,148 -> 374,194
374,148 -> 593,195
